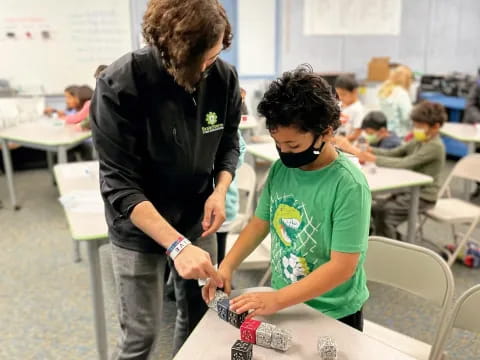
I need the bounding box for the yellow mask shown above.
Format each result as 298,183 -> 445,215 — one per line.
413,128 -> 427,141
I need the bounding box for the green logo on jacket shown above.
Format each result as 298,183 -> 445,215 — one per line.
202,112 -> 224,134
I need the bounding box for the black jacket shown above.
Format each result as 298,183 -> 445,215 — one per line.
90,47 -> 241,253
464,81 -> 480,124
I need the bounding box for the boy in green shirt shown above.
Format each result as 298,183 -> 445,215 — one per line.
358,101 -> 447,239
202,65 -> 371,331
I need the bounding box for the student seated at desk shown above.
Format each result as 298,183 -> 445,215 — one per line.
357,101 -> 447,240
203,65 -> 371,331
378,65 -> 413,140
61,85 -> 93,125
335,74 -> 365,142
44,85 -> 80,116
361,111 -> 402,149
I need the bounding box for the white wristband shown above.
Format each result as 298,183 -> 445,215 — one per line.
169,238 -> 192,260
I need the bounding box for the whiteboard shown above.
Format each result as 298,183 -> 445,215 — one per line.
0,0 -> 133,94
304,0 -> 402,36
238,0 -> 276,76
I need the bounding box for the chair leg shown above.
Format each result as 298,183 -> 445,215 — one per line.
447,218 -> 480,266
258,268 -> 271,287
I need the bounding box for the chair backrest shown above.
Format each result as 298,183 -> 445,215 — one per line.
365,236 -> 455,360
438,154 -> 480,198
431,285 -> 480,360
236,162 -> 257,220
365,236 -> 455,306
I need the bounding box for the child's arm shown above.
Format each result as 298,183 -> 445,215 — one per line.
230,250 -> 360,319
371,140 -> 410,157
375,141 -> 443,170
202,216 -> 270,301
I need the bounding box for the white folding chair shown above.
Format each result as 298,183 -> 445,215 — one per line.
430,284 -> 480,360
364,236 -> 455,360
418,154 -> 480,266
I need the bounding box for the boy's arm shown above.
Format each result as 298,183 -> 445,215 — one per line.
371,141 -> 410,157
375,141 -> 441,169
220,216 -> 270,272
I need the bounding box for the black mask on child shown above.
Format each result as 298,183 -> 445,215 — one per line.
277,136 -> 325,168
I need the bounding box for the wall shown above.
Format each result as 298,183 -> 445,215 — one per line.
281,0 -> 480,77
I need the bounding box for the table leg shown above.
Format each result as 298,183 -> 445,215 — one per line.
1,139 -> 20,210
407,186 -> 420,243
86,240 -> 108,360
58,146 -> 68,164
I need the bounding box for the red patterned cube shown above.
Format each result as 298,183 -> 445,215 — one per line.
240,319 -> 261,344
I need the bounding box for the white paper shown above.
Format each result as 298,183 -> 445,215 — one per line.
59,190 -> 103,214
304,0 -> 402,36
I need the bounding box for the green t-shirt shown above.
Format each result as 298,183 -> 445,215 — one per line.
255,152 -> 371,319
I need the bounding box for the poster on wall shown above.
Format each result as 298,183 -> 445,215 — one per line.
304,0 -> 402,36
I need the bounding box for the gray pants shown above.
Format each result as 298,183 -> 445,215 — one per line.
110,235 -> 217,360
372,193 -> 435,240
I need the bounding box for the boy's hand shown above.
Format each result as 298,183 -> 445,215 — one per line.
202,264 -> 233,303
230,291 -> 282,320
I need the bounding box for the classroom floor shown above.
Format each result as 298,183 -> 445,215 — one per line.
1,160 -> 479,360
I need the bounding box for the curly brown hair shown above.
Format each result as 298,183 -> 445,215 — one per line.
142,0 -> 232,91
410,101 -> 447,126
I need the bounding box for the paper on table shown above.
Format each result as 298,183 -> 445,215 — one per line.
59,190 -> 104,213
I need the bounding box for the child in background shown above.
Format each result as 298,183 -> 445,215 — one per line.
44,85 -> 80,116
335,74 -> 365,142
216,132 -> 247,264
61,85 -> 93,125
378,65 -> 413,139
361,111 -> 402,149
203,65 -> 371,331
240,87 -> 248,115
358,101 -> 447,239
77,65 -> 108,130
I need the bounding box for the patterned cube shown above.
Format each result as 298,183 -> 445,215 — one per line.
255,322 -> 276,348
217,298 -> 230,322
240,319 -> 262,344
317,336 -> 337,360
208,290 -> 229,312
271,327 -> 293,352
228,308 -> 248,328
231,340 -> 253,360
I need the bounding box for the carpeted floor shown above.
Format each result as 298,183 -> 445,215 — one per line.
0,159 -> 479,359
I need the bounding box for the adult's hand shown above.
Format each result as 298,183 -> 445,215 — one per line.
201,190 -> 226,237
173,244 -> 223,287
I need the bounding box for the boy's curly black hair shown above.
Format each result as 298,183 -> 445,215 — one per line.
257,64 -> 341,135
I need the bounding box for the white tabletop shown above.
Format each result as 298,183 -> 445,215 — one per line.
0,118 -> 91,146
246,143 -> 433,192
54,161 -> 107,241
174,287 -> 415,360
440,122 -> 480,143
239,115 -> 259,130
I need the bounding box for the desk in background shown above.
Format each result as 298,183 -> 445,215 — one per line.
0,118 -> 91,212
54,161 -> 108,360
246,143 -> 433,244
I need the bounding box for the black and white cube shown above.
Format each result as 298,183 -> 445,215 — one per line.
208,290 -> 229,312
271,327 -> 293,352
227,308 -> 247,328
255,322 -> 276,348
317,336 -> 337,360
217,298 -> 230,322
231,340 -> 253,360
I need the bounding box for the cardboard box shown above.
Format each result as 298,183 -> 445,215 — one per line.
367,57 -> 390,82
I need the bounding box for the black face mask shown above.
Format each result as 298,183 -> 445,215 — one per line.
277,136 -> 326,168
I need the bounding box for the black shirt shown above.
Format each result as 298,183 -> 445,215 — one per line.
90,46 -> 241,253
